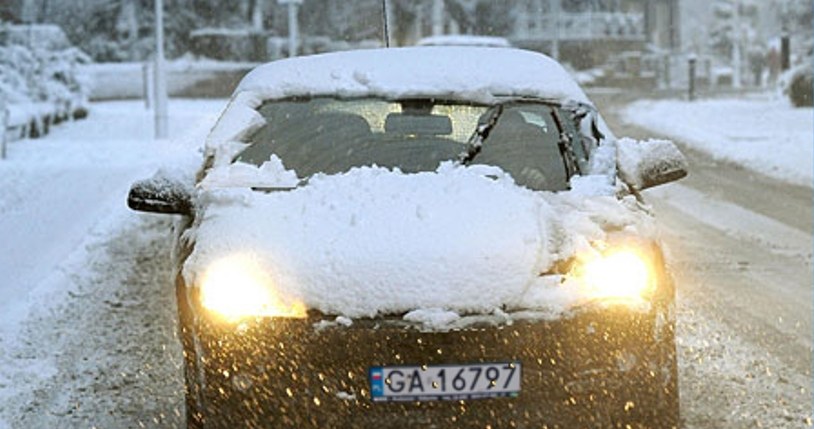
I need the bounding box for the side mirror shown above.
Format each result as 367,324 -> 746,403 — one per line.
127,172 -> 194,215
617,138 -> 688,191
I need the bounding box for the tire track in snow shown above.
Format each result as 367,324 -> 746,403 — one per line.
645,183 -> 811,261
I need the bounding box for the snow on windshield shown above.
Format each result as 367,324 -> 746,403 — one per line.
184,159 -> 652,320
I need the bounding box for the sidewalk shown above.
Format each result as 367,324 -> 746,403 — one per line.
0,99 -> 223,332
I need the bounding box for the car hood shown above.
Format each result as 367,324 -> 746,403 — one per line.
184,163 -> 651,319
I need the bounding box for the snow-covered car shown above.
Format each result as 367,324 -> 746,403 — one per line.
128,47 -> 687,428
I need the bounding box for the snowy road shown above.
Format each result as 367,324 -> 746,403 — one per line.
0,96 -> 811,428
594,91 -> 813,428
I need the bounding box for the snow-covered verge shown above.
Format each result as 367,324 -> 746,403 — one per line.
0,100 -> 220,327
0,99 -> 223,428
0,212 -> 185,429
622,94 -> 814,187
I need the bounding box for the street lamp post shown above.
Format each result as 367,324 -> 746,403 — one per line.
1,98 -> 7,160
154,0 -> 168,139
732,0 -> 742,89
278,0 -> 303,57
688,55 -> 697,101
550,0 -> 560,61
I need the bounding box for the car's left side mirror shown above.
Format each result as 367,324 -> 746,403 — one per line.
127,172 -> 194,215
616,138 -> 688,191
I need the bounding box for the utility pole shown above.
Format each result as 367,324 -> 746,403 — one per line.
431,0 -> 444,36
780,0 -> 791,71
154,0 -> 168,139
252,0 -> 264,31
1,96 -> 7,160
550,0 -> 560,61
278,0 -> 303,57
732,0 -> 742,89
516,0 -> 529,39
124,0 -> 139,59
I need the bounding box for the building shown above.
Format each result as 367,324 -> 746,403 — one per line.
508,0 -> 680,68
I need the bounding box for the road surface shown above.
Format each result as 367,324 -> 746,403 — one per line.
593,90 -> 813,428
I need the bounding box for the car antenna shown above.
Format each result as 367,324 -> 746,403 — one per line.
381,0 -> 391,48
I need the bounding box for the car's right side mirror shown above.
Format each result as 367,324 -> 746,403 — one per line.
616,138 -> 688,191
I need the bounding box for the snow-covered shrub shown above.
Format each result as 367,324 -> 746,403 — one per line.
781,64 -> 813,107
0,24 -> 92,128
36,47 -> 93,113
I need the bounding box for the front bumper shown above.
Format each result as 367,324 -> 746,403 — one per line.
182,304 -> 677,429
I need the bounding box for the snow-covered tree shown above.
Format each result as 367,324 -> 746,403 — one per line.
441,0 -> 513,36
708,0 -> 759,59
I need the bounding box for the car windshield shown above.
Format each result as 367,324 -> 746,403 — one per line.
236,97 -> 570,191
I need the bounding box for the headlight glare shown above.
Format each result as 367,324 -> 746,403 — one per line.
578,249 -> 653,301
199,255 -> 305,320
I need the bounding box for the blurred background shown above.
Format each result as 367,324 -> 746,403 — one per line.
0,0 -> 811,110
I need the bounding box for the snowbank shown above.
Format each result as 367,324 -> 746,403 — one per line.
623,96 -> 813,187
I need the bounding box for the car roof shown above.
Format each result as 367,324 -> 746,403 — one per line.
235,46 -> 591,105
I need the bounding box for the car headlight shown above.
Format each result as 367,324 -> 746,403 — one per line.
575,249 -> 654,301
199,255 -> 306,321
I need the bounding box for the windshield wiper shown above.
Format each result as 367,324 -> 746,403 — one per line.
458,104 -> 504,165
250,177 -> 310,193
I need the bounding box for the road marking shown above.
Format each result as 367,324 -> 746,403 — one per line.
646,184 -> 812,259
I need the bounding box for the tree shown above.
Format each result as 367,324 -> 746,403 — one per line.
708,0 -> 759,58
442,0 -> 512,35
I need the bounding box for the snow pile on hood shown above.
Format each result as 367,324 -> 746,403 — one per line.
199,156 -> 299,189
183,161 -> 653,319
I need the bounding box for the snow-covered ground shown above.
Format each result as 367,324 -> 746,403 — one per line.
623,93 -> 814,188
0,100 -> 223,428
0,100 -> 221,331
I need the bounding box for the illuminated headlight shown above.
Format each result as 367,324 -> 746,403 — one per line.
199,255 -> 306,321
576,249 -> 654,301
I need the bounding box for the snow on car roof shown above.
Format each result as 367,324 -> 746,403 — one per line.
235,47 -> 590,105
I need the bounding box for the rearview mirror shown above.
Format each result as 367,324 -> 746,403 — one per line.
384,113 -> 453,136
616,138 -> 688,191
127,172 -> 194,215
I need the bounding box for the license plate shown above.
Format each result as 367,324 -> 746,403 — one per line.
369,362 -> 521,402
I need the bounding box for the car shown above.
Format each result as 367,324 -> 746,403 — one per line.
128,46 -> 687,428
416,34 -> 512,48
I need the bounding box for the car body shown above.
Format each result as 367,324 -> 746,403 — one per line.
128,47 -> 687,428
